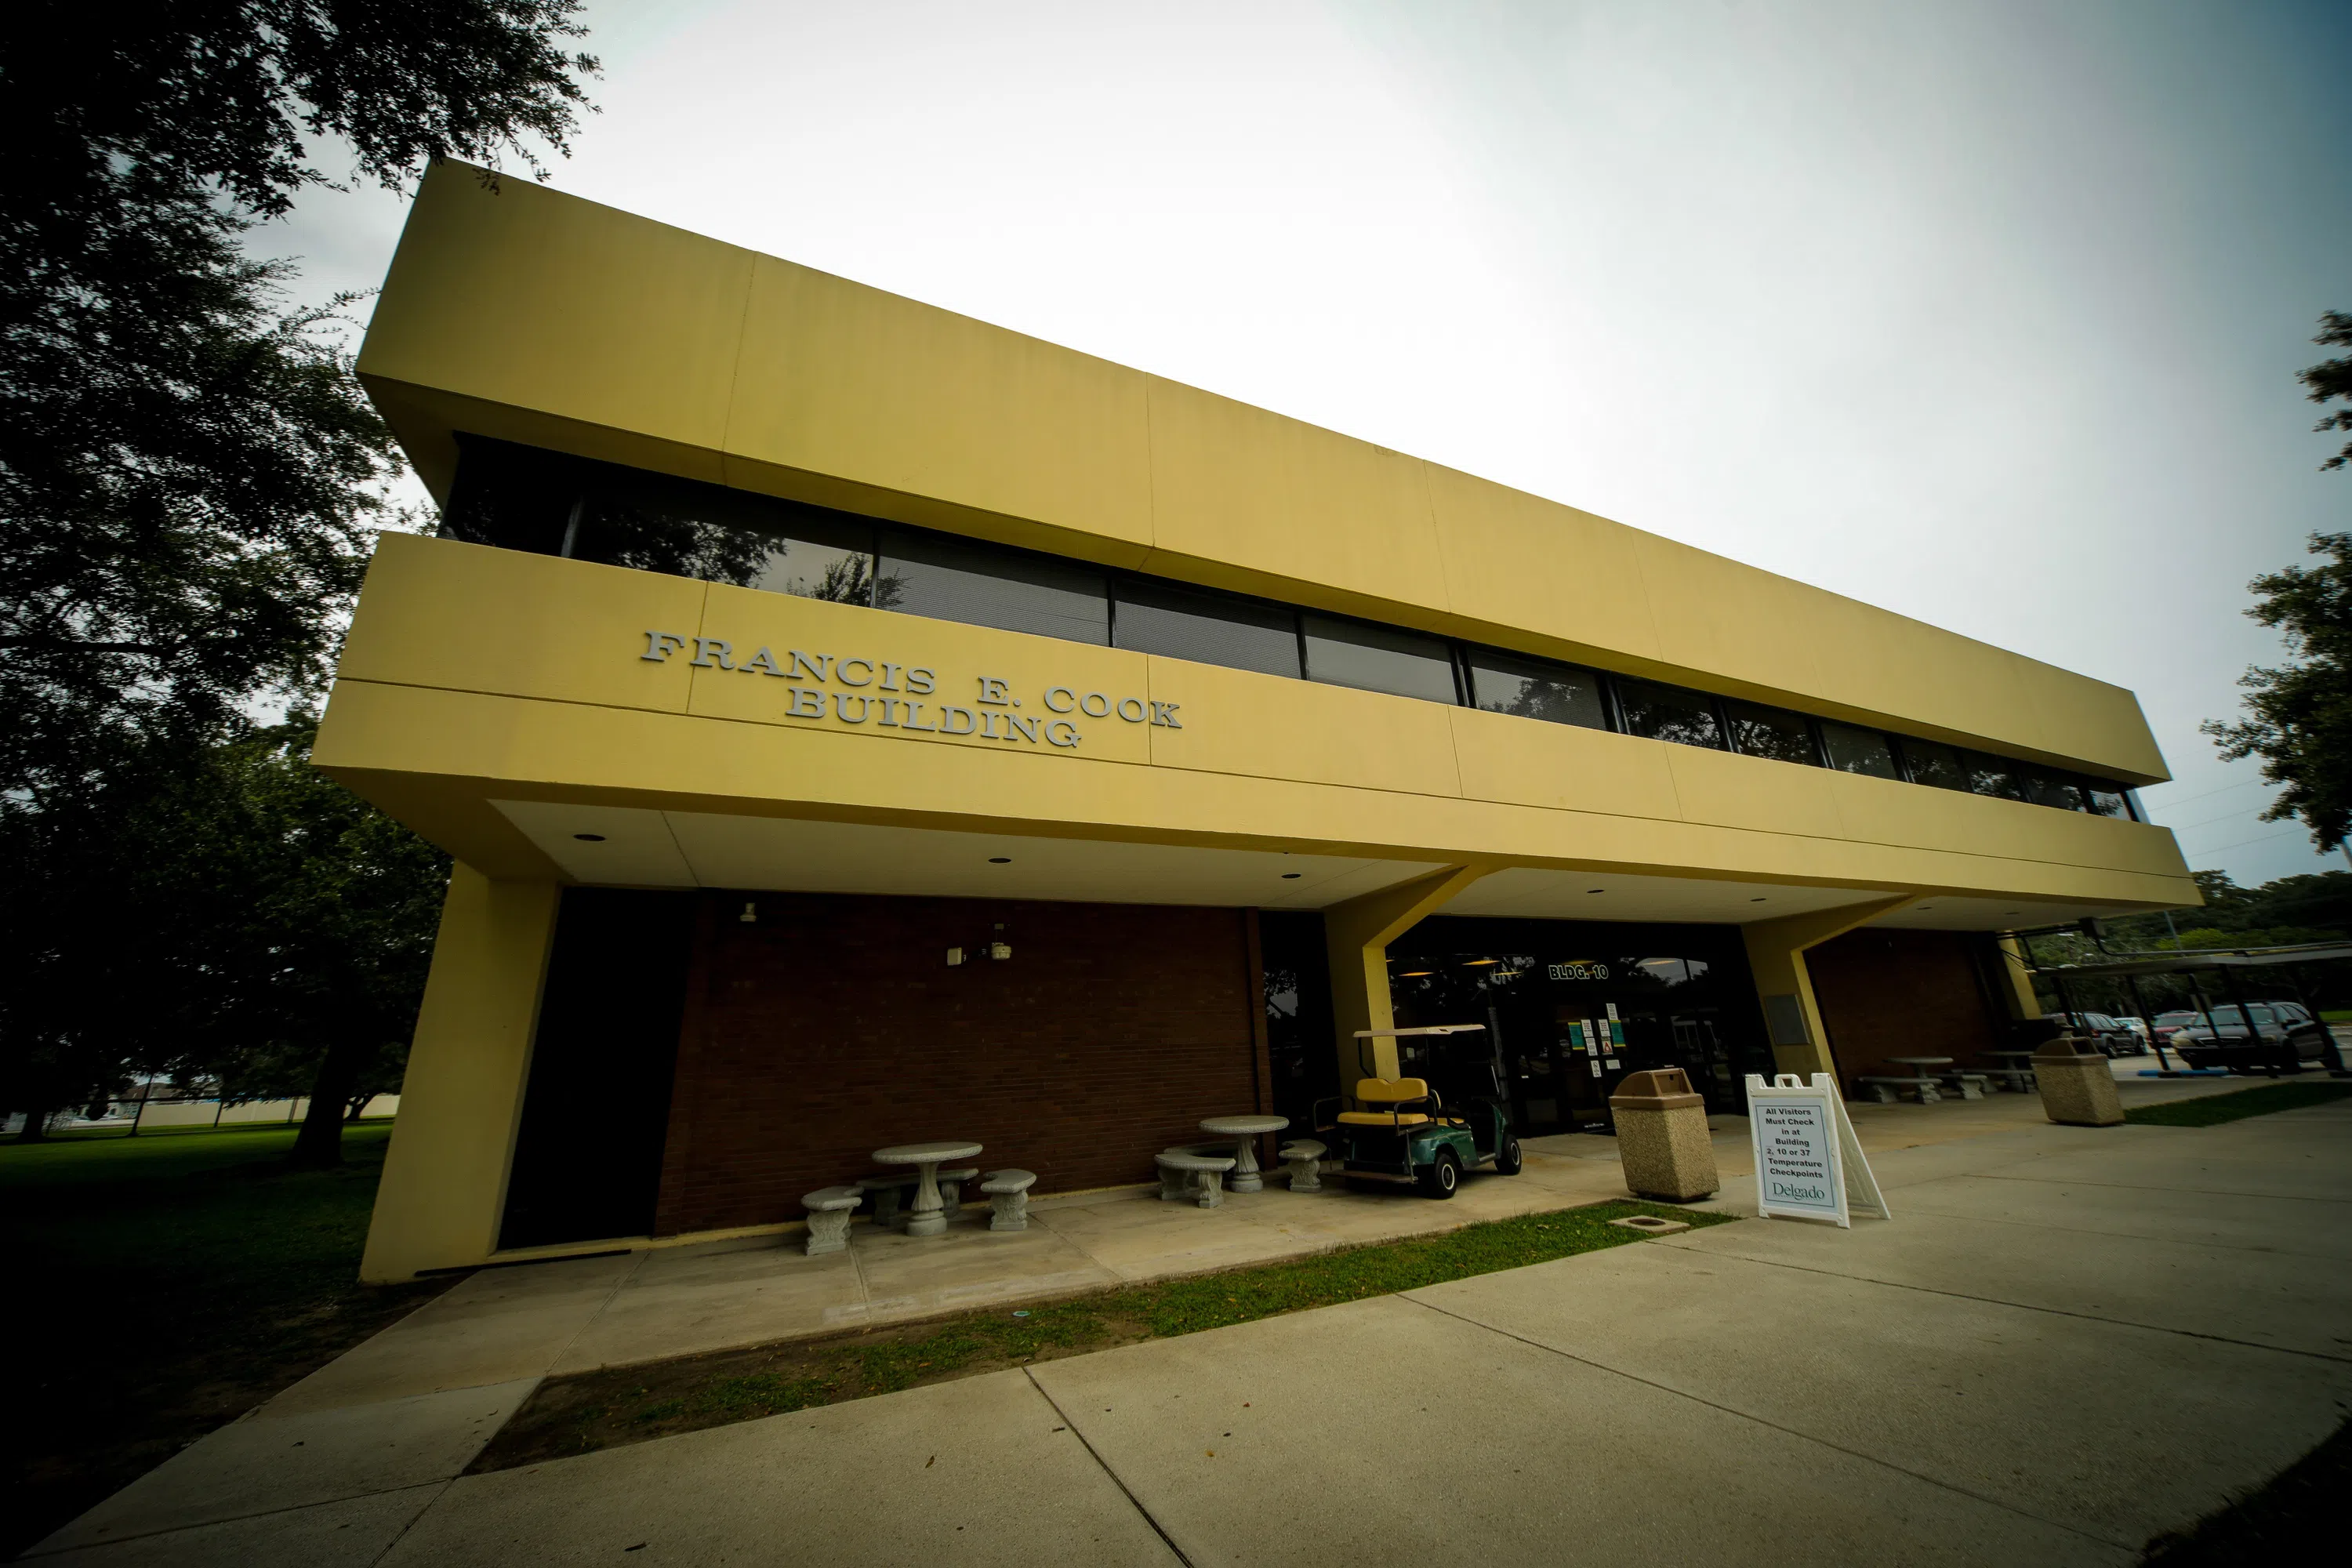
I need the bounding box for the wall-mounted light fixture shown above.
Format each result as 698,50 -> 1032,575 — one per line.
946,946 -> 964,967
739,902 -> 758,924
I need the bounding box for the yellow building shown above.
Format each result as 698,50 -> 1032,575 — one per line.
328,164 -> 2194,1282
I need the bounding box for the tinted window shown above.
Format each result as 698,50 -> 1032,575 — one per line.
1725,701 -> 1818,764
1301,615 -> 1458,703
877,532 -> 1108,644
1468,652 -> 1608,729
1820,721 -> 1900,779
1965,753 -> 2025,800
1617,680 -> 1723,749
1112,582 -> 1299,677
2015,768 -> 2085,811
1897,739 -> 1969,791
2084,785 -> 2132,819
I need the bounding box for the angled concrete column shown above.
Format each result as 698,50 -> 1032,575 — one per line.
1739,895 -> 1915,1080
1323,865 -> 1496,1095
1994,935 -> 2045,1021
360,868 -> 562,1283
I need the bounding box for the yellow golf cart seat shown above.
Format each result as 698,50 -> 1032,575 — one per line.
1338,1077 -> 1437,1127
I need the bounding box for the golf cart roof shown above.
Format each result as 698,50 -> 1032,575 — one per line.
1352,1025 -> 1489,1038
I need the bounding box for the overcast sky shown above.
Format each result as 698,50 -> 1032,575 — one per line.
267,0 -> 2352,894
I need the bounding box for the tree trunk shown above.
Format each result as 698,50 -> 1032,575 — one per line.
14,1105 -> 51,1143
287,1041 -> 361,1169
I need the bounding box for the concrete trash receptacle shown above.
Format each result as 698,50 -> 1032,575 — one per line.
2033,1036 -> 2125,1127
1609,1068 -> 1719,1201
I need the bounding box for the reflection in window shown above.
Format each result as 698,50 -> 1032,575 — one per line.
1617,680 -> 1723,749
1820,720 -> 1901,779
1302,615 -> 1459,704
1899,739 -> 1970,791
2015,768 -> 2085,811
2085,786 -> 2132,818
877,531 -> 1108,644
1467,652 -> 1607,729
1725,701 -> 1818,764
1965,753 -> 2024,800
1113,582 -> 1300,677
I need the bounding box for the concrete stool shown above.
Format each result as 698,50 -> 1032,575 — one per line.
1156,1150 -> 1236,1208
937,1167 -> 981,1218
858,1172 -> 919,1230
980,1168 -> 1036,1232
1279,1139 -> 1327,1192
801,1185 -> 862,1256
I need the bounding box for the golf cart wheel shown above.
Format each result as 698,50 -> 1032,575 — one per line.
1420,1147 -> 1461,1199
1494,1137 -> 1523,1176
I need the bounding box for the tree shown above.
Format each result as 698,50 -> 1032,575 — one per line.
2303,310 -> 2352,472
0,4 -> 596,1134
2202,532 -> 2352,855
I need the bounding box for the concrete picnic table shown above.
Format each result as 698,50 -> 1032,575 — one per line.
872,1140 -> 982,1237
1980,1050 -> 2040,1093
1199,1114 -> 1288,1193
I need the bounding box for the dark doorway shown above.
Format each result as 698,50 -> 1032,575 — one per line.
500,888 -> 697,1250
1259,912 -> 1338,1133
1388,917 -> 1774,1127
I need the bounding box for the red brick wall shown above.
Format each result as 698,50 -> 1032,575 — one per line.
1806,928 -> 2005,1091
652,892 -> 1266,1236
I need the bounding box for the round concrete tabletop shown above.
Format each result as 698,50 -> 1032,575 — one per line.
873,1141 -> 984,1164
1886,1057 -> 1954,1067
1200,1115 -> 1289,1137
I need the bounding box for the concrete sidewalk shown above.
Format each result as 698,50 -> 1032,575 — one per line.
35,1074 -> 2343,1565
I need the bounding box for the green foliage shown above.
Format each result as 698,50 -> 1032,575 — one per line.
2301,310 -> 2352,472
0,2 -> 596,1127
2203,533 -> 2352,855
2123,1083 -> 2352,1127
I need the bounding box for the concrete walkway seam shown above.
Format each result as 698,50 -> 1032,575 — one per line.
1018,1366 -> 1193,1568
1399,1292 -> 2138,1553
1653,1237 -> 2352,1365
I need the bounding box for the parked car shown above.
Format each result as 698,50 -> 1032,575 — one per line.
2048,1010 -> 2143,1057
2164,1002 -> 2333,1073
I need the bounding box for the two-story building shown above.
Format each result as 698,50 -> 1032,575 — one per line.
328,163 -> 2195,1282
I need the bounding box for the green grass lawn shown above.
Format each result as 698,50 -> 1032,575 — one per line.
480,1199 -> 1734,1470
2124,1082 -> 2352,1127
0,1120 -> 449,1557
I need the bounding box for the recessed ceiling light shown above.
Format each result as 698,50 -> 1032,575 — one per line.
989,857 -> 1011,864
572,833 -> 606,842
1751,897 -> 1766,902
1281,873 -> 1301,879
1586,888 -> 1605,895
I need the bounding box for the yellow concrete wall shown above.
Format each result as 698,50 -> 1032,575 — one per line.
319,535 -> 2196,916
358,162 -> 2169,784
359,868 -> 561,1282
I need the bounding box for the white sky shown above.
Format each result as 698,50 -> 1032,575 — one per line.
265,0 -> 2352,894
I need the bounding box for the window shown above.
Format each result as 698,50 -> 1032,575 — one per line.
1301,615 -> 1459,704
2013,767 -> 2086,811
1897,739 -> 1970,792
1965,753 -> 2024,800
1112,582 -> 1300,677
1724,701 -> 1818,765
1616,680 -> 1724,750
1467,651 -> 1608,730
2084,784 -> 2132,819
876,531 -> 1108,644
1820,720 -> 1901,779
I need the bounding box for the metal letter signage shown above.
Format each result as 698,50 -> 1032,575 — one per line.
637,631 -> 1184,754
1743,1073 -> 1889,1229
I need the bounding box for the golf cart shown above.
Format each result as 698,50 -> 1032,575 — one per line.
1312,1025 -> 1523,1198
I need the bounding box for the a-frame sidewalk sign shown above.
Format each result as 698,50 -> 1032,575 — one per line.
1743,1073 -> 1890,1228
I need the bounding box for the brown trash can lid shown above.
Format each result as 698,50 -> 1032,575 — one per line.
2032,1036 -> 2102,1061
1609,1067 -> 1704,1112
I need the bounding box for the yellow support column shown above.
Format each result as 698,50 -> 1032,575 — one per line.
360,868 -> 562,1283
1994,935 -> 2045,1020
1323,865 -> 1495,1093
1740,896 -> 1915,1080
